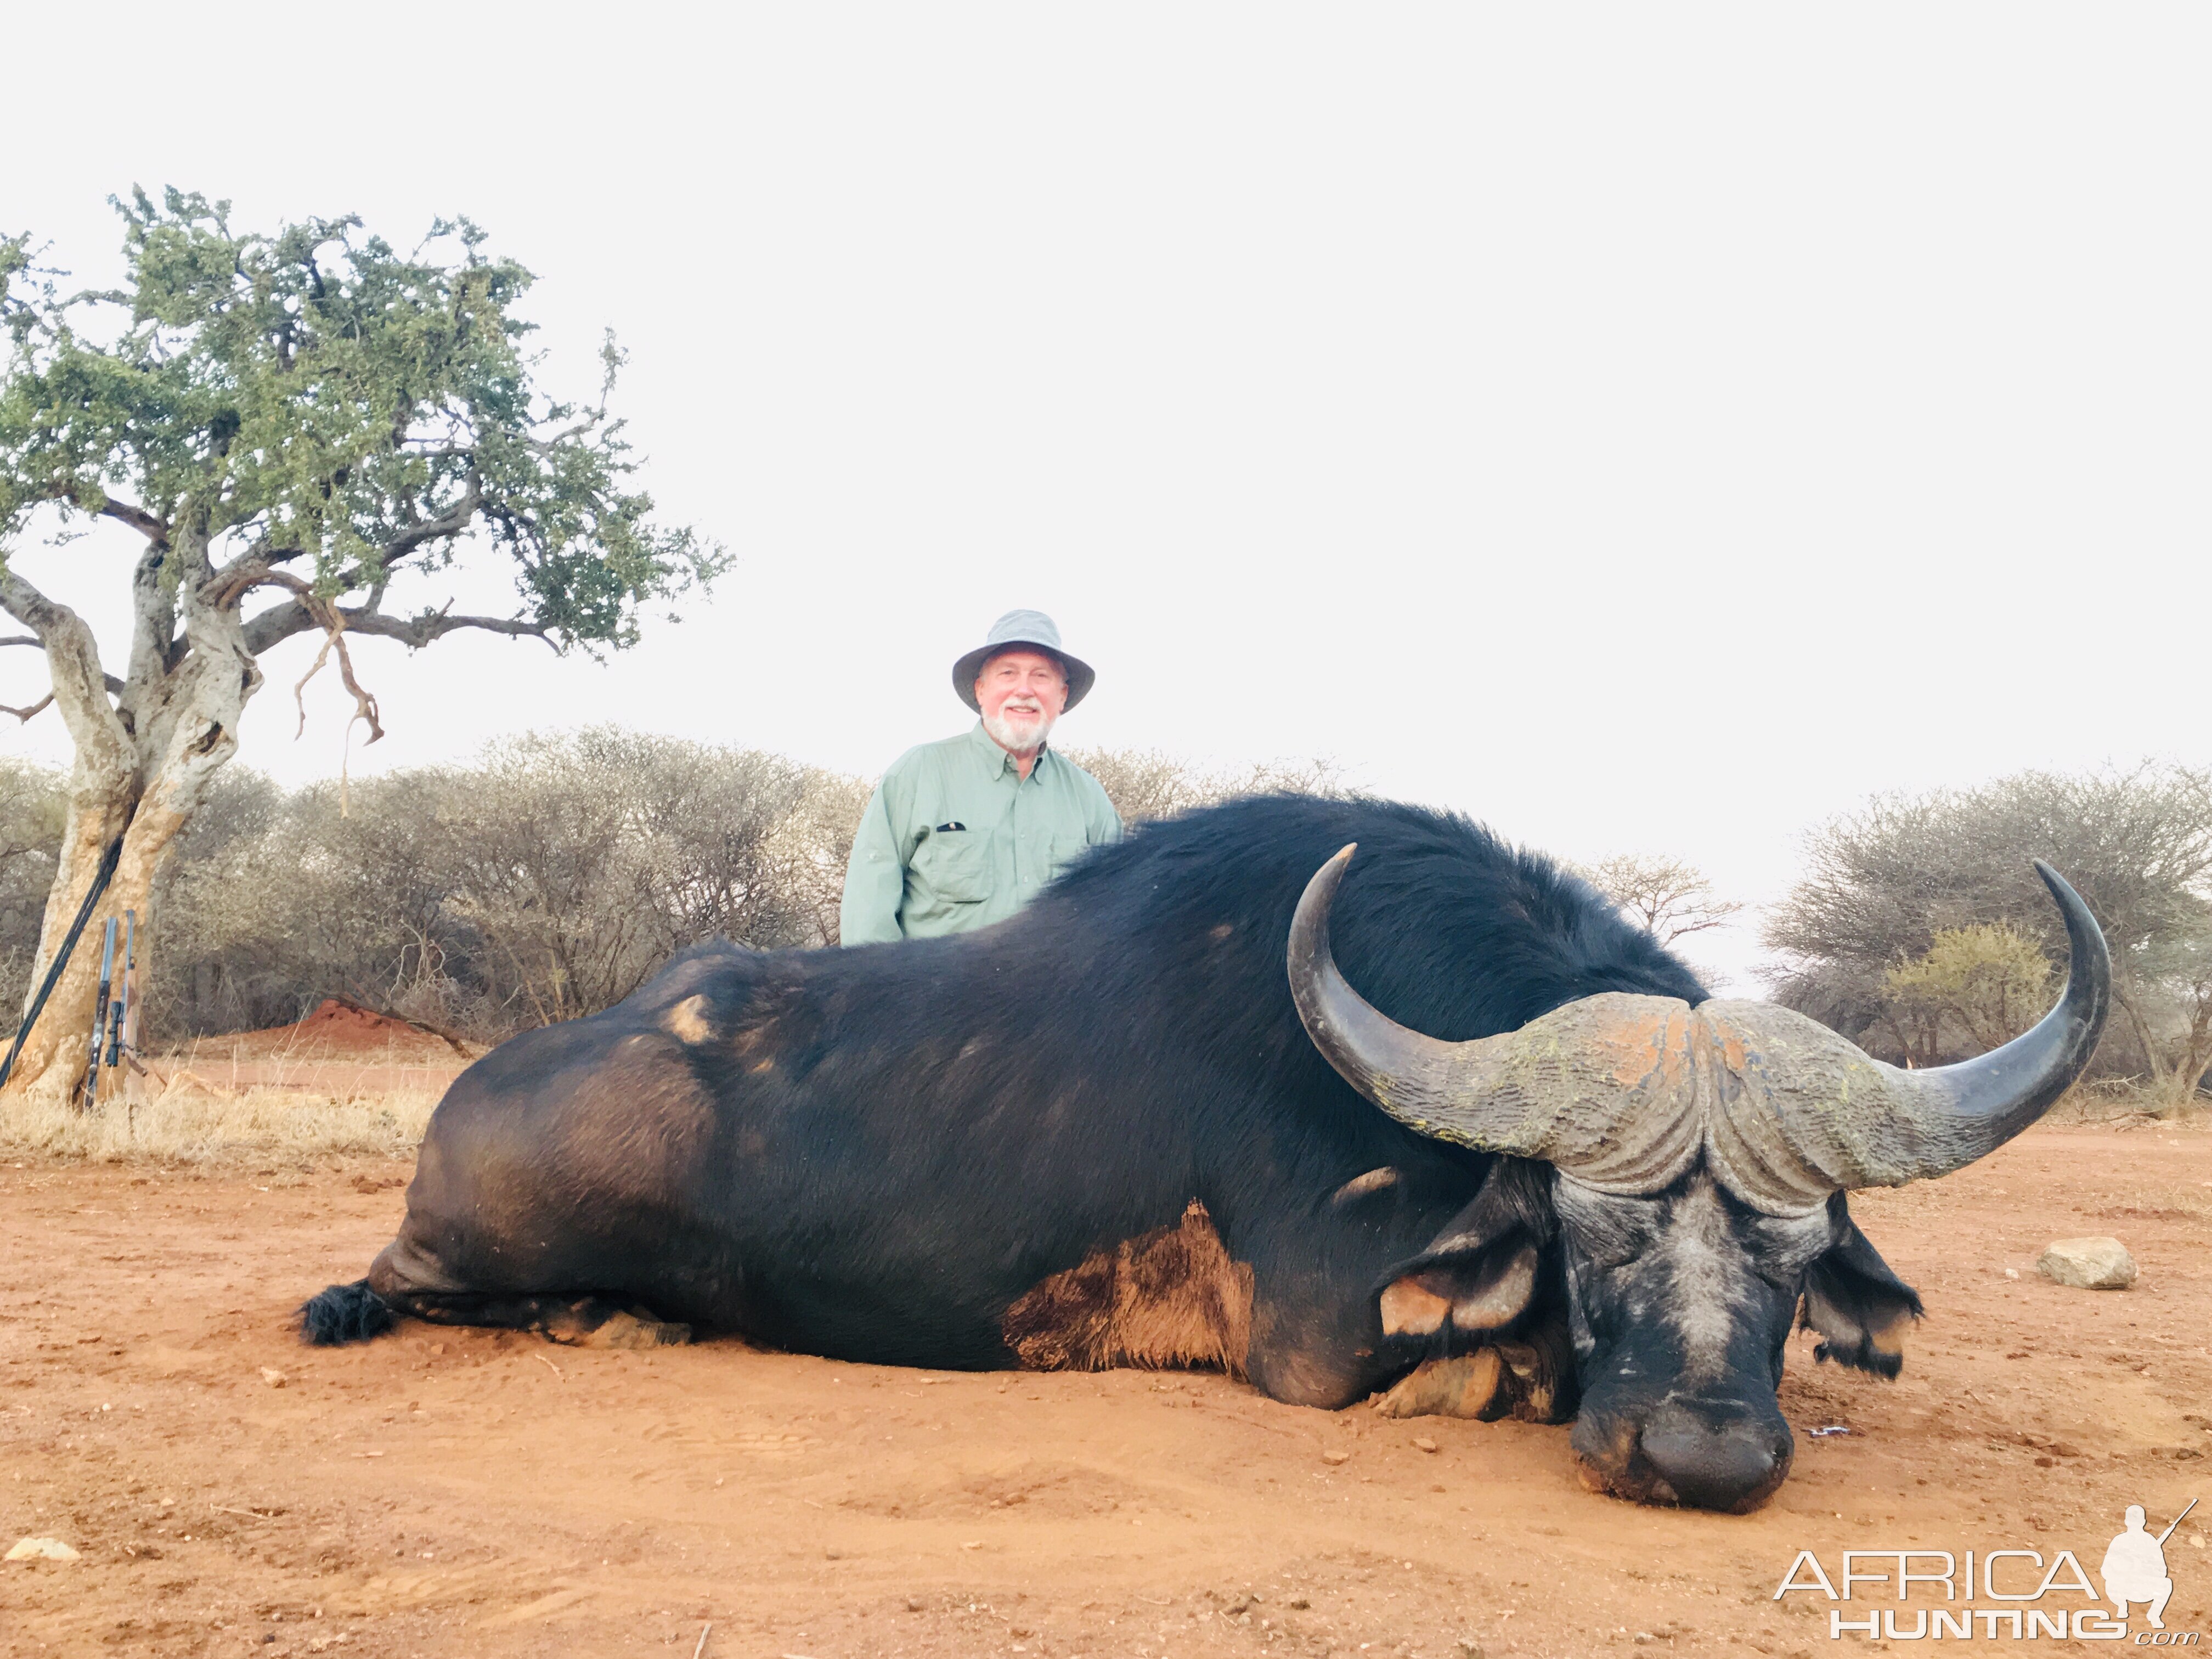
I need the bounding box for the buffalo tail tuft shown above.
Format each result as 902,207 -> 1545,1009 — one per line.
1811,1335 -> 1904,1380
299,1279 -> 395,1345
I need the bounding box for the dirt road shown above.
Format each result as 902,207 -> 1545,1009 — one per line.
4,1126 -> 2209,1657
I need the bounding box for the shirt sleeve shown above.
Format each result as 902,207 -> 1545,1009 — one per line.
1087,777 -> 1125,845
839,774 -> 912,945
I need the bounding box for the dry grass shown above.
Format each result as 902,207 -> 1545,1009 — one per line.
0,1080 -> 437,1169
2047,1080 -> 2212,1127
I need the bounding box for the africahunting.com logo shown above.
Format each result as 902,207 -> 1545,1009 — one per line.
1774,1500 -> 2198,1643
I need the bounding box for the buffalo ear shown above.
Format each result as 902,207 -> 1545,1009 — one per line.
1381,1242 -> 1541,1336
1376,1158 -> 1555,1339
1802,1197 -> 1923,1379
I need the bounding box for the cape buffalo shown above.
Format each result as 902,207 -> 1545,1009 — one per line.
302,794 -> 2108,1511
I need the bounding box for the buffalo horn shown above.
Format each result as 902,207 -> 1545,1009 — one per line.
1287,847 -> 2110,1214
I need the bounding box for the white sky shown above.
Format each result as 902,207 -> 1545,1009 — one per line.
5,5 -> 2208,991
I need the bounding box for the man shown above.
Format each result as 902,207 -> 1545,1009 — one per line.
2101,1505 -> 2175,1629
839,610 -> 1121,944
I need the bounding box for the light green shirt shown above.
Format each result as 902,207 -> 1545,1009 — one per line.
839,723 -> 1123,944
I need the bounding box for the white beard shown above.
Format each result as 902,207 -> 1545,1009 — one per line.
983,706 -> 1056,754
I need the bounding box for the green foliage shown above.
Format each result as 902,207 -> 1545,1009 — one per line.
1,189 -> 723,646
1880,922 -> 2053,1063
1767,764 -> 2212,1096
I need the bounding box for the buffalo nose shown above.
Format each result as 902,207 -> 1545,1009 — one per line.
1639,1415 -> 1788,1512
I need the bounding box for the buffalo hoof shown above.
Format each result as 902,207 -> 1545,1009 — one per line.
579,1310 -> 691,1349
1372,1350 -> 1506,1420
541,1302 -> 692,1349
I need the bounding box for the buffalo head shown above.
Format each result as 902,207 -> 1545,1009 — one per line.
1288,846 -> 2108,1512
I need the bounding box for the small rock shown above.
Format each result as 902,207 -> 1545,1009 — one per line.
1413,1437 -> 1438,1454
1288,1596 -> 1310,1610
1457,1641 -> 1486,1659
905,1598 -> 924,1611
261,1367 -> 287,1387
2004,1267 -> 2020,1279
1322,1449 -> 1351,1465
5,1536 -> 80,1562
2037,1237 -> 2137,1290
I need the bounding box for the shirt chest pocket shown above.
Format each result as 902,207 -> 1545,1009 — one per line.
912,827 -> 994,904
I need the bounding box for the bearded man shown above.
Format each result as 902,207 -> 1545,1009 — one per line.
839,610 -> 1122,945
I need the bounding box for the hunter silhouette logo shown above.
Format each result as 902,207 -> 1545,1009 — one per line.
2104,1500 -> 2193,1630
1774,1498 -> 2199,1642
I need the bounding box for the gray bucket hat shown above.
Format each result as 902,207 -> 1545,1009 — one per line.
953,610 -> 1096,713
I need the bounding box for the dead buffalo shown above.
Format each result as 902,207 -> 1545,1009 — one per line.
302,794 -> 2107,1511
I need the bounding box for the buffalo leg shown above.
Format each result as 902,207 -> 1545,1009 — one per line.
1372,1349 -> 1509,1419
345,1222 -> 693,1348
545,1301 -> 692,1350
1491,1312 -> 1576,1424
1370,1310 -> 1577,1424
393,1291 -> 691,1348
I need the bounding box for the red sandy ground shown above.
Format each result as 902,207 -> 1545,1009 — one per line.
3,1125 -> 2210,1658
154,1003 -> 472,1098
277,1005 -> 454,1057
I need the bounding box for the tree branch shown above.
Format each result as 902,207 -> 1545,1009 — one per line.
241,594 -> 554,657
380,480 -> 484,562
2,692 -> 54,722
122,538 -> 179,695
0,565 -> 132,772
203,481 -> 483,614
3,578 -> 133,697
0,566 -> 69,637
339,607 -> 557,651
287,601 -> 384,749
236,597 -> 322,656
96,496 -> 169,544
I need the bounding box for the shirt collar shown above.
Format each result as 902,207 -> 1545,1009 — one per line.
968,719 -> 1049,780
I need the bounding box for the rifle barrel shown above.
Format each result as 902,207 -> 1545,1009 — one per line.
0,836 -> 125,1092
2155,1496 -> 2197,1545
109,910 -> 136,1069
82,916 -> 120,1107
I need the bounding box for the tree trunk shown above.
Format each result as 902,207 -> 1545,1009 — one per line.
2105,970 -> 2190,1109
3,551 -> 259,1104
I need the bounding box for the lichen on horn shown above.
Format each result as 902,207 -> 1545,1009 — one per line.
1696,860 -> 2110,1205
1285,845 -> 1706,1193
1287,848 -> 2111,1216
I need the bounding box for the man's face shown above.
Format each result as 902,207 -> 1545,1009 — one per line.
975,649 -> 1068,753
